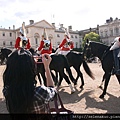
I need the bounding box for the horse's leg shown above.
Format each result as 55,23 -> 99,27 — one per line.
99,74 -> 111,98
59,69 -> 75,94
57,73 -> 63,88
99,73 -> 106,89
41,72 -> 47,86
55,71 -> 59,85
51,71 -> 58,86
72,67 -> 79,82
37,73 -> 42,85
1,58 -> 5,65
74,66 -> 84,89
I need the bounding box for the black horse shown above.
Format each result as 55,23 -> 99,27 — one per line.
83,40 -> 120,98
29,48 -> 76,93
53,50 -> 95,89
0,48 -> 12,64
0,48 -> 43,85
0,48 -> 76,93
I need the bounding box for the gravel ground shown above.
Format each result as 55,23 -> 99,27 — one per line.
0,63 -> 119,114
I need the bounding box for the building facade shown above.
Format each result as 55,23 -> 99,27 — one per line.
99,17 -> 120,45
0,20 -> 81,49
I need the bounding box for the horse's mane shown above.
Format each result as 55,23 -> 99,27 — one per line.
3,49 -> 35,113
1,47 -> 12,52
89,41 -> 108,51
89,41 -> 108,47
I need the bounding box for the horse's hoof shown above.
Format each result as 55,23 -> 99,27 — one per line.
80,85 -> 83,89
71,89 -> 75,94
99,94 -> 104,99
74,84 -> 77,88
56,86 -> 59,91
74,81 -> 77,86
98,86 -> 102,89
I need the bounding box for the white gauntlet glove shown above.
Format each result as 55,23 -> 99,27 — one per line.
36,50 -> 40,54
35,47 -> 38,52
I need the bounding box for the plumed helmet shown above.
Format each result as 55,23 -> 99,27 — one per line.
19,22 -> 27,37
19,28 -> 24,35
42,28 -> 48,40
64,28 -> 70,39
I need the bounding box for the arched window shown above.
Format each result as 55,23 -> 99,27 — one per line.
76,42 -> 78,48
48,34 -> 53,40
104,30 -> 108,37
114,27 -> 119,35
34,33 -> 40,45
110,29 -> 113,36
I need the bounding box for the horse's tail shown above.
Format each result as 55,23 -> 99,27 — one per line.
83,60 -> 95,80
63,55 -> 75,83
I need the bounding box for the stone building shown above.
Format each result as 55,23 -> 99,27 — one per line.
0,20 -> 81,49
99,17 -> 120,45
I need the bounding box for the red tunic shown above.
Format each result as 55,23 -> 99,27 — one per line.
59,38 -> 74,51
38,40 -> 52,54
15,37 -> 31,49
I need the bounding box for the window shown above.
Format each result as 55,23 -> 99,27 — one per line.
100,31 -> 103,38
57,42 -> 60,45
48,34 -> 53,40
10,33 -> 12,37
105,31 -> 108,37
10,41 -> 12,46
26,28 -> 29,34
76,42 -> 78,48
71,35 -> 73,38
110,29 -> 113,36
115,27 -> 119,35
3,32 -> 5,36
104,30 -> 108,37
3,41 -> 5,46
34,33 -> 40,45
57,34 -> 60,37
35,38 -> 38,44
75,36 -> 77,38
34,33 -> 39,38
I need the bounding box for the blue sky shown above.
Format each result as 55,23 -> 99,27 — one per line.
0,0 -> 120,30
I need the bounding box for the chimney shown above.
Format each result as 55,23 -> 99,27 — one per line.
52,23 -> 55,28
68,26 -> 72,31
60,24 -> 63,28
29,20 -> 34,25
13,25 -> 15,30
9,27 -> 10,29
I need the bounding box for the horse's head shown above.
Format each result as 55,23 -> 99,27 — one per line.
0,48 -> 12,64
83,40 -> 108,61
29,48 -> 35,55
29,48 -> 42,64
83,40 -> 93,60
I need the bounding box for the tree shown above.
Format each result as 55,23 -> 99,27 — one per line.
82,32 -> 101,47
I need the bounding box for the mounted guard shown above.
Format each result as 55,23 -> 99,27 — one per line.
36,28 -> 52,54
14,22 -> 31,50
55,28 -> 74,55
110,37 -> 120,75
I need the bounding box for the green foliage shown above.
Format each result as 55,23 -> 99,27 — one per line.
82,32 -> 101,47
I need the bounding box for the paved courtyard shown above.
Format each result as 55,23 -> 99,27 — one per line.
0,63 -> 119,115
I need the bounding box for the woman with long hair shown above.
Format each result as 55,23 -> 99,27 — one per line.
2,49 -> 57,113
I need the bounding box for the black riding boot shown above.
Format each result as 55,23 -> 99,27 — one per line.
111,48 -> 120,75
